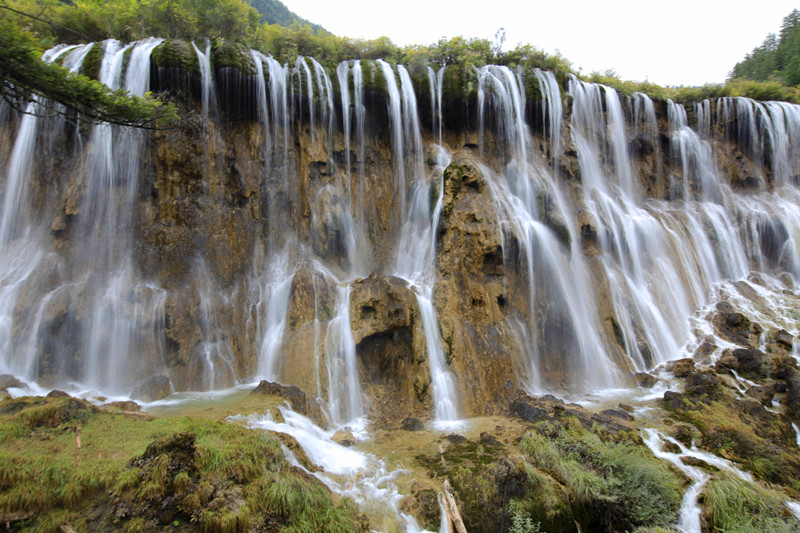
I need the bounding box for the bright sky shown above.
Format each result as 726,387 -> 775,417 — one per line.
281,0 -> 798,86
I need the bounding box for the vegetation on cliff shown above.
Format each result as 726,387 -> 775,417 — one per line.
0,394 -> 361,532
730,9 -> 800,87
0,17 -> 176,128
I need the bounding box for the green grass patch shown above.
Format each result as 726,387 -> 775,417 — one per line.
0,395 -> 361,532
519,418 -> 682,531
706,471 -> 798,532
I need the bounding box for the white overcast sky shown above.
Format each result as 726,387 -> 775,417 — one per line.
281,0 -> 798,86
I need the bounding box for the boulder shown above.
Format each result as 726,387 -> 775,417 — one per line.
635,372 -> 657,388
251,380 -> 324,425
130,375 -> 172,403
401,417 -> 425,431
0,374 -> 24,391
509,397 -> 548,423
713,301 -> 762,347
667,358 -> 694,378
332,428 -> 356,447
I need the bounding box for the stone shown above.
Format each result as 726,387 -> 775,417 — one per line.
745,385 -> 773,407
130,375 -> 172,403
713,301 -> 762,347
401,417 -> 425,431
669,358 -> 695,378
251,380 -> 325,426
635,372 -> 657,388
46,390 -> 71,398
509,398 -> 548,423
685,369 -> 719,396
664,391 -> 689,411
106,400 -> 142,412
601,408 -> 634,421
332,428 -> 356,447
0,374 -> 24,390
775,329 -> 795,349
479,431 -> 502,446
731,348 -> 766,376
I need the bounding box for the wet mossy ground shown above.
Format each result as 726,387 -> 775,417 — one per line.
0,394 -> 363,533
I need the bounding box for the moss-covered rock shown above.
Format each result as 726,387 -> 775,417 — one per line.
211,38 -> 255,75
151,39 -> 200,77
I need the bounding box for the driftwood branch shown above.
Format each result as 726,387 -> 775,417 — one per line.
441,479 -> 467,533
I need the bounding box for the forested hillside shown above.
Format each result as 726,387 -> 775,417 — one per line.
730,9 -> 800,86
245,0 -> 324,32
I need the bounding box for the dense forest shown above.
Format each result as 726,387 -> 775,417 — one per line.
3,0 -> 800,126
730,9 -> 800,86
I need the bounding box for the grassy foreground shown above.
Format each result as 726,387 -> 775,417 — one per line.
0,394 -> 363,532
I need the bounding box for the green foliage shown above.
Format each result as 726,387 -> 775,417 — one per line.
730,9 -> 800,90
0,18 -> 176,128
0,396 -> 359,532
519,420 -> 682,529
244,0 -> 323,32
508,500 -> 542,533
705,472 -> 798,532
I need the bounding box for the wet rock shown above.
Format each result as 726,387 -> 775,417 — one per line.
445,434 -> 467,444
746,385 -> 774,407
0,374 -> 24,390
332,428 -> 356,447
667,358 -> 695,378
682,456 -> 712,468
401,417 -> 424,431
635,372 -> 657,388
713,301 -> 762,347
105,401 -> 142,412
130,375 -> 172,403
489,455 -> 530,499
479,431 -> 502,447
685,369 -> 720,396
663,441 -> 682,454
251,380 -> 325,426
399,481 -> 439,531
601,408 -> 634,422
715,350 -> 740,374
768,355 -> 797,379
775,329 -> 795,350
509,397 -> 548,423
785,373 -> 800,419
664,390 -> 689,411
731,348 -> 766,377
692,340 -> 717,364
349,274 -> 416,347
617,403 -> 634,413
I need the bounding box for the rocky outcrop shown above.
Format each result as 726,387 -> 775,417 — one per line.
434,154 -> 520,416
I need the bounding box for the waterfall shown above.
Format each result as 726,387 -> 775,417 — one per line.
192,39 -> 217,117
325,283 -> 363,426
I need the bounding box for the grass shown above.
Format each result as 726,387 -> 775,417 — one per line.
518,418 -> 682,530
705,472 -> 798,532
0,395 -> 361,532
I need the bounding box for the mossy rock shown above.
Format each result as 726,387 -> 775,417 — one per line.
211,39 -> 255,75
440,64 -> 477,100
79,42 -> 102,81
151,39 -> 200,77
360,60 -> 390,96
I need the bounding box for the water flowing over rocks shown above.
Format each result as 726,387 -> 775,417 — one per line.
4,43 -> 800,529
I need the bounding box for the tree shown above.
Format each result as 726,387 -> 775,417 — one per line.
0,17 -> 176,128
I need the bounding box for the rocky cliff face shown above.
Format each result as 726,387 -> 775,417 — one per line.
2,41 -> 800,428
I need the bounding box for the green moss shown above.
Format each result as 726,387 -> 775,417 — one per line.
151,39 -> 201,77
706,472 -> 798,532
519,420 -> 682,530
211,38 -> 255,75
79,42 -> 102,81
0,396 -> 361,532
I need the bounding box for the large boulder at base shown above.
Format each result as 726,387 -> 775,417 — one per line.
130,375 -> 172,402
251,380 -> 325,425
